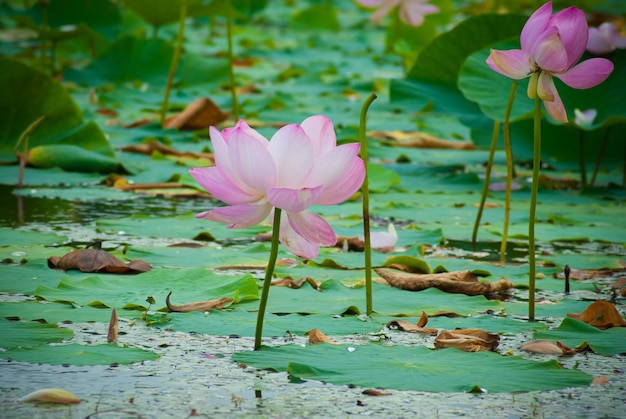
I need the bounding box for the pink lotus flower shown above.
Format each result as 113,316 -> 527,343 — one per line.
190,116 -> 365,260
486,2 -> 614,123
356,0 -> 439,27
587,22 -> 626,55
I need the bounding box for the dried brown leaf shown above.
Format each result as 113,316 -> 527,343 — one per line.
434,329 -> 500,352
20,388 -> 80,404
567,300 -> 626,329
47,249 -> 150,274
518,339 -> 577,355
592,376 -> 610,385
271,276 -> 321,291
386,319 -> 438,335
362,389 -> 391,396
307,328 -> 338,344
107,308 -> 118,343
369,130 -> 475,150
374,268 -> 514,296
417,311 -> 428,328
121,140 -> 214,162
166,291 -> 232,313
163,97 -> 228,130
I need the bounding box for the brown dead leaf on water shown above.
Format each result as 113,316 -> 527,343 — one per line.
592,376 -> 610,385
518,340 -> 577,355
271,276 -> 321,291
386,311 -> 438,335
374,268 -> 514,296
567,300 -> 626,329
307,328 -> 338,344
48,249 -> 150,274
362,389 -> 391,396
434,328 -> 500,352
121,139 -> 214,163
20,388 -> 80,404
165,291 -> 232,313
369,130 -> 475,150
107,308 -> 118,343
552,268 -> 625,281
163,97 -> 228,130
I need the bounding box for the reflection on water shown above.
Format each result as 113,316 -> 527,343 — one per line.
0,184 -> 209,228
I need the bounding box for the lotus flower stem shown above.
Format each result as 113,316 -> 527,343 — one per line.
254,208 -> 282,350
528,96 -> 542,321
160,0 -> 187,126
359,92 -> 377,316
500,81 -> 518,260
226,0 -> 240,122
590,127 -> 611,186
472,119 -> 499,248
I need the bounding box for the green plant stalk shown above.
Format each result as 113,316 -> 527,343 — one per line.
472,120 -> 500,247
578,130 -> 587,187
500,81 -> 518,258
254,208 -> 282,350
160,0 -> 187,126
226,0 -> 240,122
15,115 -> 46,189
359,92 -> 377,316
590,127 -> 611,186
528,96 -> 542,321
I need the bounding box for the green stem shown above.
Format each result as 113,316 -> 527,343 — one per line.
160,0 -> 187,126
590,127 -> 610,186
528,96 -> 542,322
578,130 -> 587,187
254,208 -> 282,350
472,120 -> 500,248
359,93 -> 377,316
500,81 -> 517,259
226,0 -> 240,122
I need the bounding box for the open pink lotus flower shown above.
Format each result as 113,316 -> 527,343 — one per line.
356,0 -> 439,27
486,2 -> 614,123
587,22 -> 626,55
190,116 -> 365,259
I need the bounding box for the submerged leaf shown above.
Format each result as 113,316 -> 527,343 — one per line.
20,388 -> 80,404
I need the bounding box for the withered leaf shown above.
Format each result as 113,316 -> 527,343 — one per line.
552,268 -> 624,281
362,389 -> 391,396
385,319 -> 438,335
417,311 -> 428,328
47,249 -> 150,274
271,276 -> 321,291
20,388 -> 80,404
107,308 -> 118,343
592,376 -> 610,385
163,97 -> 228,130
307,328 -> 338,345
166,291 -> 232,313
434,328 -> 500,352
369,130 -> 475,150
567,300 -> 626,329
518,340 -> 576,355
121,140 -> 214,162
374,268 -> 514,296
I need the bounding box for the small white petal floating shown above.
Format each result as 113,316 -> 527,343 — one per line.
20,388 -> 80,404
